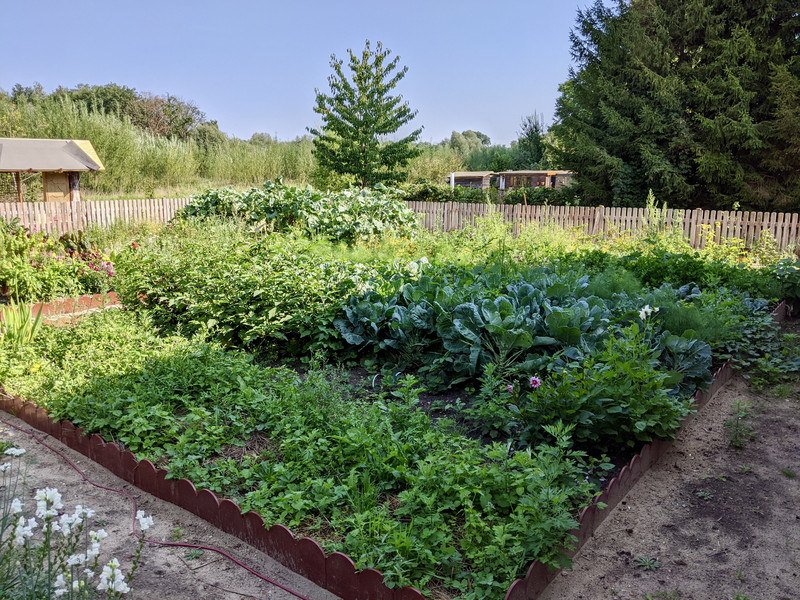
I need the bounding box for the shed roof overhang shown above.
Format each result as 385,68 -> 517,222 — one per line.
493,170 -> 572,177
0,138 -> 105,173
448,171 -> 494,178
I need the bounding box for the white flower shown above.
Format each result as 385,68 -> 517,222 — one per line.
75,505 -> 95,519
54,573 -> 68,597
57,511 -> 83,536
13,516 -> 37,547
35,487 -> 64,519
97,558 -> 130,594
0,462 -> 11,472
88,528 -> 108,558
639,305 -> 654,320
88,542 -> 101,559
35,487 -> 63,506
67,553 -> 87,566
10,498 -> 23,515
3,447 -> 25,456
90,529 -> 109,542
136,510 -> 154,531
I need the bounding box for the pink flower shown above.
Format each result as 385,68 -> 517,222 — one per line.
529,376 -> 542,389
506,384 -> 514,394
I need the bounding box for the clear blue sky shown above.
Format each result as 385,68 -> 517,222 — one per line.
2,0 -> 598,145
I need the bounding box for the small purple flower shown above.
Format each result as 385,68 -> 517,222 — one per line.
506,384 -> 514,394
529,376 -> 542,389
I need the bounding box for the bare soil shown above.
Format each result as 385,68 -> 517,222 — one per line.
539,374 -> 800,600
0,412 -> 340,600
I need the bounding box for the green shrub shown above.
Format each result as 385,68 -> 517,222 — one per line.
0,218 -> 114,302
512,323 -> 694,449
113,220 -> 373,357
180,180 -> 417,245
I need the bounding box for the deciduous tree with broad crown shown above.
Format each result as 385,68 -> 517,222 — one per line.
308,40 -> 422,188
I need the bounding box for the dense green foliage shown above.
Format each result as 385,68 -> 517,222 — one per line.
3,209 -> 798,598
112,220 -> 376,357
0,310 -> 600,598
0,92 -> 315,194
401,182 -> 494,204
179,181 -> 417,244
332,263 -> 732,448
0,218 -> 114,302
551,0 -> 800,210
441,119 -> 555,172
308,41 -> 422,187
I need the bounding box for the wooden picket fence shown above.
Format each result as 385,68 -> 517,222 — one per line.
2,198 -> 800,252
407,201 -> 800,252
0,198 -> 191,236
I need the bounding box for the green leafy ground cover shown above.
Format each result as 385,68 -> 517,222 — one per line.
2,189 -> 800,598
180,180 -> 417,245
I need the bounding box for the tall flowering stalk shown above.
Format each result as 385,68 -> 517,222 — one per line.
0,445 -> 152,599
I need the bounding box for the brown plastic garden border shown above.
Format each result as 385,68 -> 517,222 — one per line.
0,295 -> 790,600
503,299 -> 790,600
28,293 -> 121,317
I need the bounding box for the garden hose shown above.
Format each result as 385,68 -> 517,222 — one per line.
0,414 -> 314,600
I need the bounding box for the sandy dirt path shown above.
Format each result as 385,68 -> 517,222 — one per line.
0,410 -> 341,600
539,374 -> 800,600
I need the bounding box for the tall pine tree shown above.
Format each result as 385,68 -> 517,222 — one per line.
551,0 -> 800,210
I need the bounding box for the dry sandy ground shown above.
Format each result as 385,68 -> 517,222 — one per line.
0,411 -> 340,600
540,374 -> 800,600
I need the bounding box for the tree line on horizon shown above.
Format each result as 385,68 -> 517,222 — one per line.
0,81 -> 546,198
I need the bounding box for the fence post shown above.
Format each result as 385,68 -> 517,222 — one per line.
445,201 -> 453,232
591,206 -> 604,236
512,203 -> 520,236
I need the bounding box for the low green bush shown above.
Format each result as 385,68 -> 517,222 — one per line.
112,220 -> 374,358
510,323 -> 693,448
0,218 -> 114,302
179,180 -> 417,245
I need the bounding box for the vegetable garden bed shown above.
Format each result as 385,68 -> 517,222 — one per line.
0,315 -> 752,600
3,184 -> 800,599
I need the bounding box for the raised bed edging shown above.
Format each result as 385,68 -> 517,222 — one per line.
503,299 -> 790,600
0,295 -> 789,600
0,293 -> 121,323
0,395 -> 423,600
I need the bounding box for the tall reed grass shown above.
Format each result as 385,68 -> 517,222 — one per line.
2,97 -> 463,197
1,98 -> 316,195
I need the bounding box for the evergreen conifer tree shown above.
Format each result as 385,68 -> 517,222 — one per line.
551,0 -> 800,210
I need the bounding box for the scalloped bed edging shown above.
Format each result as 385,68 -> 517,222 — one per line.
0,297 -> 790,600
0,395 -> 426,600
503,299 -> 790,600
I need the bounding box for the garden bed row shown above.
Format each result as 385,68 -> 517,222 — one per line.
3,296 -> 785,599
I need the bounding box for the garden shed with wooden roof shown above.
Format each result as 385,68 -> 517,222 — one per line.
0,137 -> 105,204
